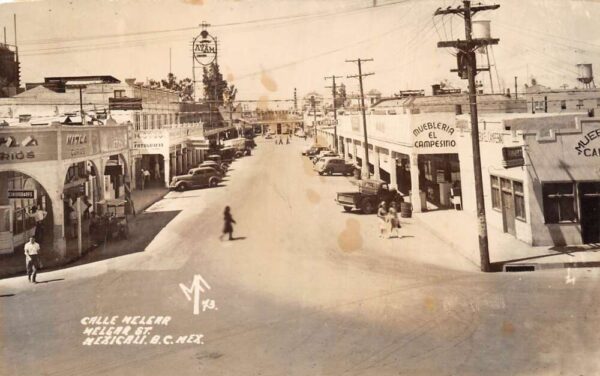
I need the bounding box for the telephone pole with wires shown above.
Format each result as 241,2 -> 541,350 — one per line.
434,1 -> 500,272
346,58 -> 373,179
325,75 -> 343,153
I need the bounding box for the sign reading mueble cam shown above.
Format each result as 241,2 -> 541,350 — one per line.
575,128 -> 600,157
193,30 -> 217,66
412,121 -> 457,153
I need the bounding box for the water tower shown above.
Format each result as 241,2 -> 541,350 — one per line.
472,20 -> 497,94
577,64 -> 595,89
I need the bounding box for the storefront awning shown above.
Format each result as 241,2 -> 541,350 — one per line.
531,165 -> 600,182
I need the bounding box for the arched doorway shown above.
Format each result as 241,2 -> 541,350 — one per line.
0,170 -> 54,254
63,160 -> 102,258
103,153 -> 129,200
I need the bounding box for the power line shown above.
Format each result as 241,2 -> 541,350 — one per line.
18,0 -> 414,47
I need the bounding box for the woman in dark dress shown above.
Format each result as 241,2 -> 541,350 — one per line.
220,206 -> 236,241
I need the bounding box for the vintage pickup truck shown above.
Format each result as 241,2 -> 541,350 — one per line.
335,179 -> 403,214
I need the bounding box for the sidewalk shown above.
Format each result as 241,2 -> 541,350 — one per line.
412,209 -> 600,272
0,187 -> 169,279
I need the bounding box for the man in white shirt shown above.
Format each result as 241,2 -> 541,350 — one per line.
24,237 -> 41,283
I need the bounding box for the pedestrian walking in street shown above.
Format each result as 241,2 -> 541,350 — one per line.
387,202 -> 401,238
24,236 -> 41,283
220,206 -> 236,241
29,205 -> 47,243
377,201 -> 388,238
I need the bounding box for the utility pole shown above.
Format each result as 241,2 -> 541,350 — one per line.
434,0 -> 499,272
310,95 -> 317,143
346,58 -> 374,178
325,75 -> 343,154
514,76 -> 518,100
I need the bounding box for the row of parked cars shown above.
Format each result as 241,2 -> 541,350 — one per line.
302,144 -> 404,214
169,142 -> 254,192
302,145 -> 356,176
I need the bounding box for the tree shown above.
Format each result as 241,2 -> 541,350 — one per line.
147,73 -> 194,102
202,62 -> 228,104
336,83 -> 347,108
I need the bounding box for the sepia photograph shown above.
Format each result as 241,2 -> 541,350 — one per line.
1,0 -> 600,374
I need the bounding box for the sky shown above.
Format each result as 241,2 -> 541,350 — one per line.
1,0 -> 600,102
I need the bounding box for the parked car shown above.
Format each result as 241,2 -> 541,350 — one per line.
169,167 -> 221,191
311,150 -> 338,163
302,145 -> 328,156
206,154 -> 229,171
198,161 -> 225,176
335,179 -> 403,214
314,158 -> 355,176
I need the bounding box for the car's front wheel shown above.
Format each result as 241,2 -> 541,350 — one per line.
209,178 -> 219,187
176,183 -> 187,192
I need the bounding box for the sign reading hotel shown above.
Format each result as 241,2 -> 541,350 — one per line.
575,128 -> 600,157
412,119 -> 457,154
193,30 -> 217,66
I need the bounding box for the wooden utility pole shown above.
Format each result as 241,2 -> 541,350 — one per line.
310,96 -> 317,143
346,58 -> 373,178
435,0 -> 499,272
325,75 -> 343,154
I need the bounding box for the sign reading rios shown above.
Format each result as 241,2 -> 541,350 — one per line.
413,121 -> 457,151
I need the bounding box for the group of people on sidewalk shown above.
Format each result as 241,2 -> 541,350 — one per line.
377,201 -> 402,239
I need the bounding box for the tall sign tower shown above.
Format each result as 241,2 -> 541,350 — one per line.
192,22 -> 217,101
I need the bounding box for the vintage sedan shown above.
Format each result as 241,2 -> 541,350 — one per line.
169,167 -> 221,191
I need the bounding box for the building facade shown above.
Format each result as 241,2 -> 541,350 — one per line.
317,93 -> 600,247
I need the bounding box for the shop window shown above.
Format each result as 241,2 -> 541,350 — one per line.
491,176 -> 501,210
514,181 -> 526,220
534,101 -> 545,111
577,99 -> 584,109
560,100 -> 567,110
114,90 -> 125,98
542,183 -> 577,223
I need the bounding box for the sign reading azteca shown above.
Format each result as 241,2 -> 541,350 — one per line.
193,30 -> 217,66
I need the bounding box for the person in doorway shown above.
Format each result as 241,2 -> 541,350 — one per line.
143,168 -> 151,188
140,169 -> 146,190
69,206 -> 78,239
154,162 -> 161,181
24,236 -> 41,283
82,196 -> 91,219
219,206 -> 236,241
29,205 -> 47,243
387,202 -> 401,238
377,201 -> 388,238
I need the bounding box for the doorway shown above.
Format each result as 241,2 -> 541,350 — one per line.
580,182 -> 600,244
500,178 -> 516,236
